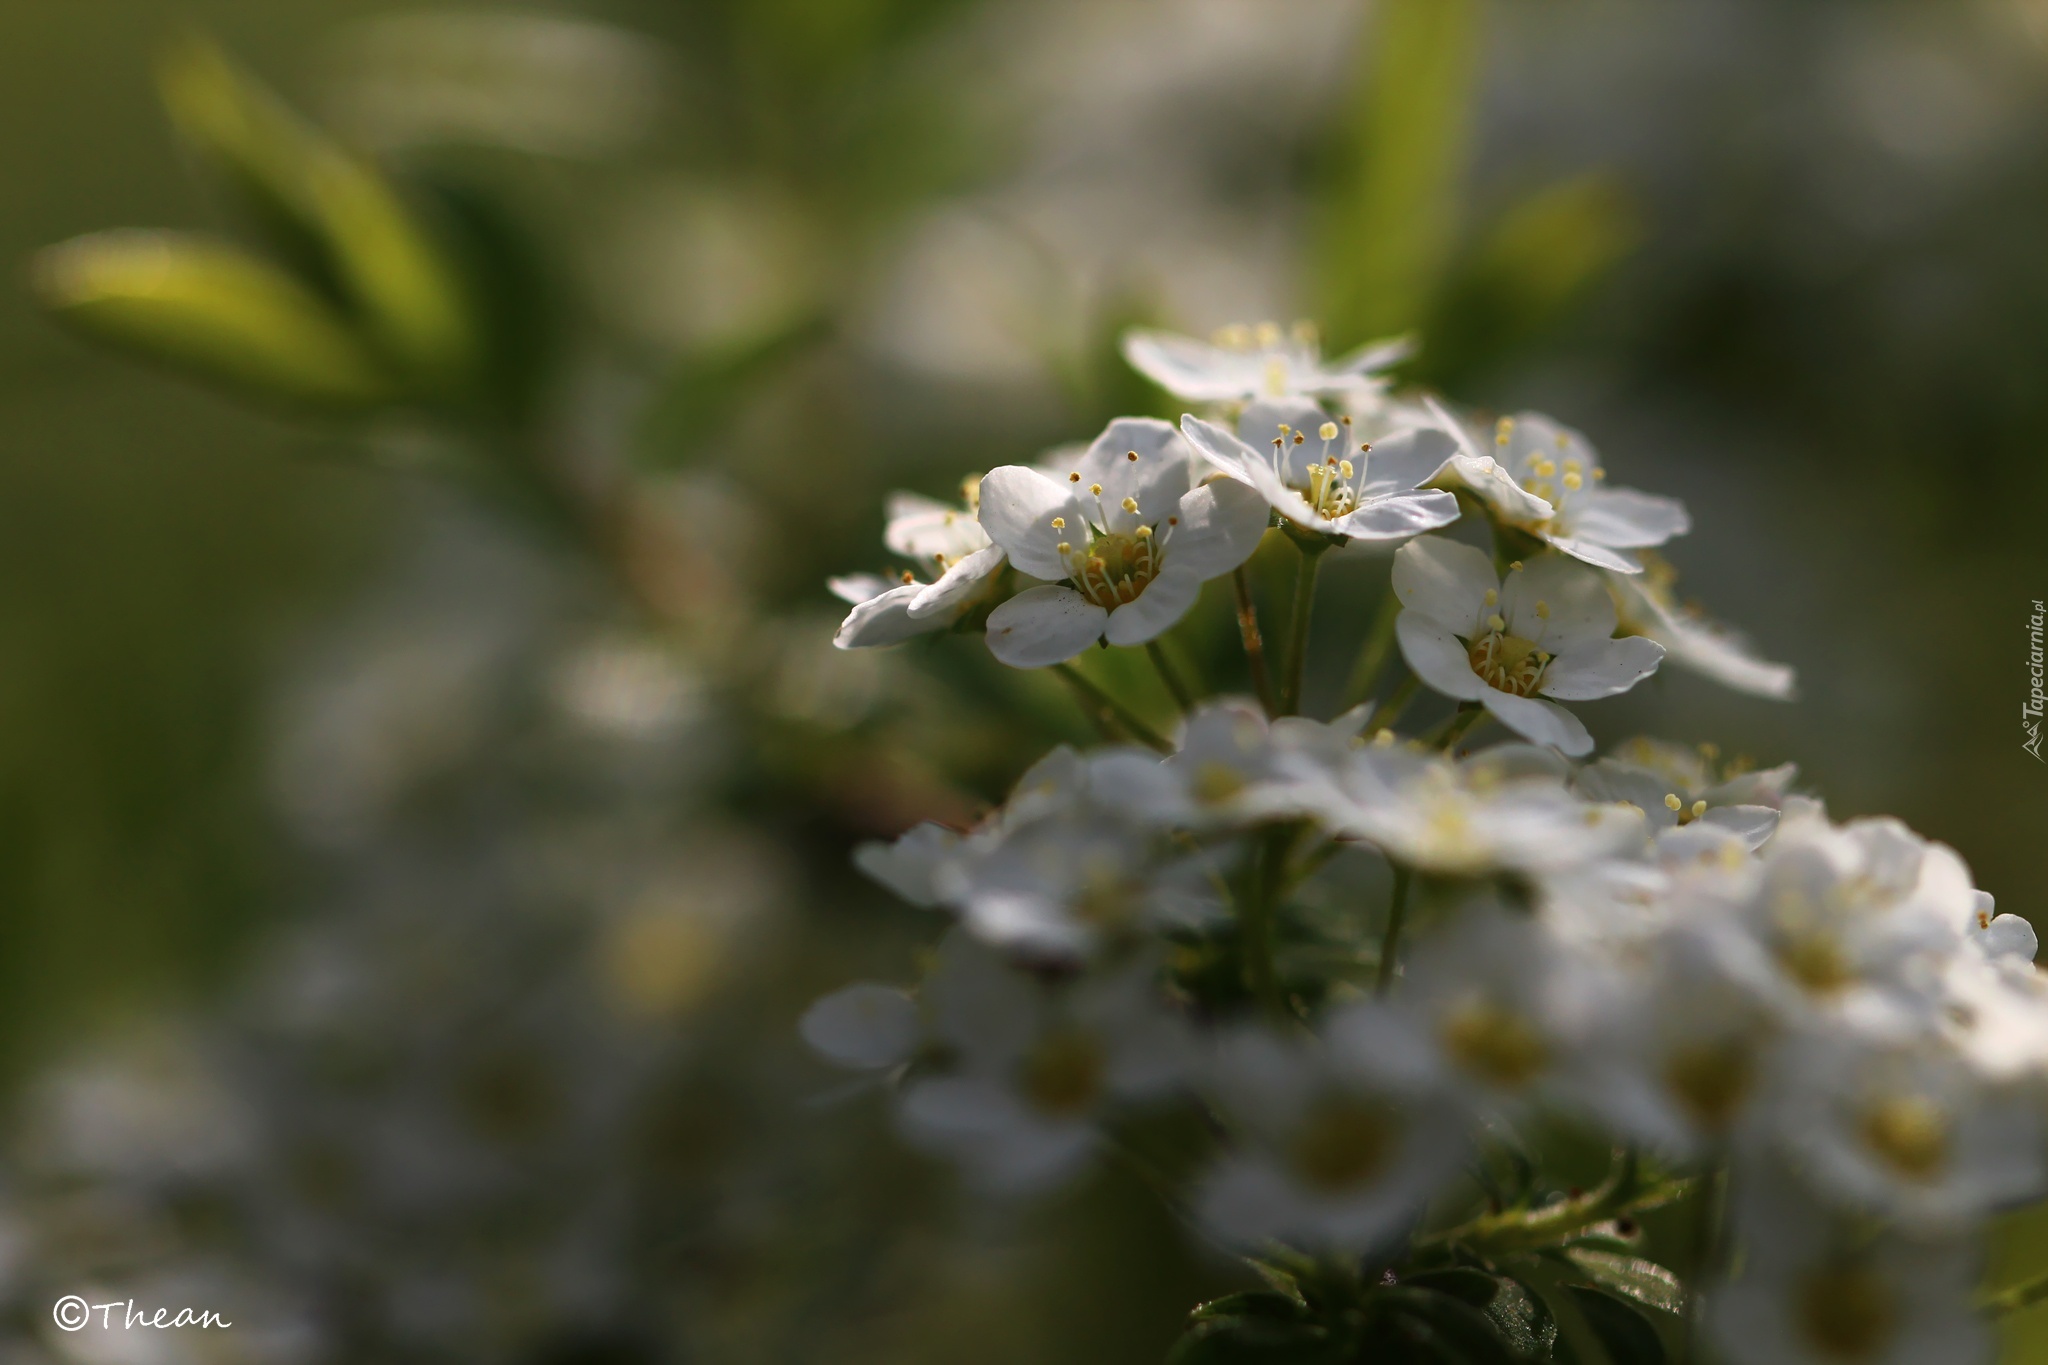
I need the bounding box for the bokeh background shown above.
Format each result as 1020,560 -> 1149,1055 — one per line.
2,0 -> 2046,1361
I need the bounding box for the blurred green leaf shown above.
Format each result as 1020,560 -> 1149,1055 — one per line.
1416,174 -> 1642,386
33,230 -> 397,410
637,312 -> 832,470
1557,1289 -> 1665,1365
158,36 -> 478,391
1315,0 -> 1481,348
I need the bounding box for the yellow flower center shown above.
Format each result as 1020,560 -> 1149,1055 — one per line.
1795,1265 -> 1897,1362
1441,999 -> 1549,1090
1072,531 -> 1160,609
1778,931 -> 1856,995
1191,761 -> 1249,805
1467,631 -> 1551,696
1289,1095 -> 1403,1193
1663,1039 -> 1756,1132
1860,1094 -> 1949,1182
1019,1030 -> 1108,1117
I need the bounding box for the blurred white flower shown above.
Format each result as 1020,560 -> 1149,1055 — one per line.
1712,1162 -> 1990,1365
1392,538 -> 1666,755
1123,321 -> 1409,402
898,935 -> 1192,1192
1299,741 -> 1644,879
833,484 -> 1007,649
1763,1028 -> 2045,1232
1197,1010 -> 1472,1252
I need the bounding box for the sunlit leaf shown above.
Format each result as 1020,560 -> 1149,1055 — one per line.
33,230 -> 396,410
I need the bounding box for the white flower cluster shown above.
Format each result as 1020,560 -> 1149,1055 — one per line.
810,322 -> 2038,1364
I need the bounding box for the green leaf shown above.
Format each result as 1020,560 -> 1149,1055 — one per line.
1313,0 -> 1482,347
158,36 -> 479,391
1561,1289 -> 1665,1365
1166,1315 -> 1332,1365
1189,1292 -> 1312,1325
1564,1250 -> 1686,1318
1368,1286 -> 1525,1365
33,230 -> 397,410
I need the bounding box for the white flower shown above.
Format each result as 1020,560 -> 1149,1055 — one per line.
1609,552 -> 1797,700
1447,408 -> 1691,574
1582,922 -> 1783,1157
800,982 -> 921,1071
1196,1009 -> 1472,1252
897,933 -> 1193,1192
1087,697 -> 1367,830
831,483 -> 1008,649
852,820 -> 965,908
1761,1026 -> 2045,1232
933,805 -> 1229,958
1967,890 -> 2038,962
1178,401 -> 1460,542
1937,949 -> 2048,1083
978,417 -> 1270,667
1728,811 -> 1978,1022
1574,738 -> 1794,850
1392,537 -> 1666,756
883,488 -> 1009,619
1390,903 -> 1611,1114
1711,1163 -> 1990,1365
1299,741 -> 1645,879
1121,320 -> 1410,402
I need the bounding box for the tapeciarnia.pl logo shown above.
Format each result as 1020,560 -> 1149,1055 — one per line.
2027,598 -> 2045,762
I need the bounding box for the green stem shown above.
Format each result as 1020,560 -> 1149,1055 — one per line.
1232,566 -> 1277,717
1279,539 -> 1329,716
1423,702 -> 1487,751
1366,671 -> 1420,734
1982,1269 -> 2048,1318
1050,663 -> 1171,753
1340,582 -> 1402,711
1242,824 -> 1299,1022
1684,1164 -> 1728,1360
1375,865 -> 1411,996
1425,1152 -> 1692,1260
1146,640 -> 1195,715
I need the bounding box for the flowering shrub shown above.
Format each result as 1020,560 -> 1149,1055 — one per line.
812,322 -> 2046,1364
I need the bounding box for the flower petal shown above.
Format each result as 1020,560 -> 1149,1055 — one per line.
986,585 -> 1108,667
835,583 -> 938,648
1545,532 -> 1644,574
1538,635 -> 1665,700
1074,417 -> 1191,534
1327,334 -> 1415,377
1333,488 -> 1461,542
1700,804 -> 1781,851
1499,552 -> 1617,653
1392,535 -> 1496,632
1568,487 -> 1692,549
1183,414 -> 1340,534
1238,396 -> 1334,487
828,573 -> 893,605
1355,425 -> 1458,497
1121,329 -> 1248,400
908,543 -> 1006,618
978,466 -> 1083,580
800,983 -> 920,1070
1104,564 -> 1203,646
1395,612 -> 1489,701
886,491 -> 990,560
1480,691 -> 1593,756
1164,476 -> 1272,578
